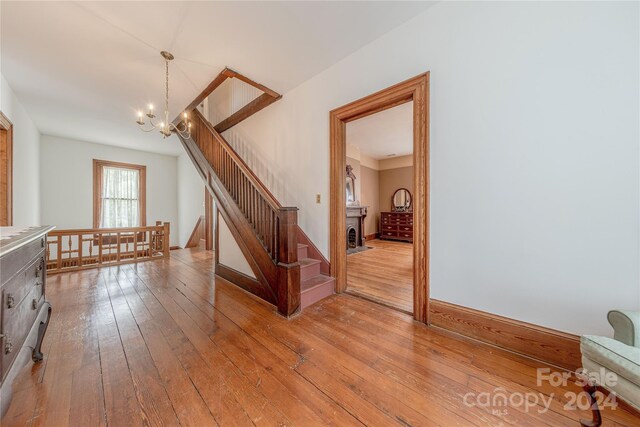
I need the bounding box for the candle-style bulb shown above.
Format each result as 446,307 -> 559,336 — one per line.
148,103 -> 154,111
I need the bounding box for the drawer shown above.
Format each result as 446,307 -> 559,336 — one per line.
382,224 -> 397,231
1,238 -> 45,284
2,256 -> 44,312
382,231 -> 399,238
400,232 -> 413,238
1,283 -> 42,380
398,225 -> 413,232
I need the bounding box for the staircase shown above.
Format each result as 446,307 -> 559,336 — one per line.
297,243 -> 334,309
174,68 -> 333,316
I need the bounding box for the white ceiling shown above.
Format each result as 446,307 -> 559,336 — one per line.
1,1 -> 434,156
346,101 -> 413,160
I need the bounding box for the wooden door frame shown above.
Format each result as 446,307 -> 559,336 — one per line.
0,111 -> 13,226
329,72 -> 430,323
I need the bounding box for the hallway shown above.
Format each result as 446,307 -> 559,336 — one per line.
2,248 -> 636,426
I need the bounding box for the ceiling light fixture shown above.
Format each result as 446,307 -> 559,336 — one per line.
136,51 -> 191,139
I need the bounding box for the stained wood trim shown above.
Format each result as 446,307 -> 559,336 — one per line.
193,110 -> 282,209
215,264 -> 275,304
429,299 -> 581,370
0,111 -> 13,226
183,68 -> 231,113
223,68 -> 281,99
212,202 -> 277,304
204,188 -> 214,250
214,93 -> 281,134
93,159 -> 147,229
330,72 -> 430,323
364,233 -> 380,241
595,385 -> 640,418
179,67 -> 281,129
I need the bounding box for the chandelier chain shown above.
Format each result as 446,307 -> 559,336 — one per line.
165,58 -> 169,120
135,51 -> 191,140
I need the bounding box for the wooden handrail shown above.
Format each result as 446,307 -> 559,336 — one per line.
189,109 -> 292,263
46,222 -> 170,274
193,109 -> 282,210
175,67 -> 300,316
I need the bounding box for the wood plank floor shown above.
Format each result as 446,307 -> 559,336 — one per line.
347,239 -> 413,313
3,247 -> 638,426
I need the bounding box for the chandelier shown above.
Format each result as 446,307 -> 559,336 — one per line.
136,51 -> 191,139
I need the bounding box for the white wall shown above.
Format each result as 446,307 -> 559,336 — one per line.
218,2 -> 640,336
0,74 -> 41,225
177,153 -> 205,247
40,135 -> 180,246
217,211 -> 256,278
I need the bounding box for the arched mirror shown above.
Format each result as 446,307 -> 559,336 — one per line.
392,188 -> 412,212
346,164 -> 356,205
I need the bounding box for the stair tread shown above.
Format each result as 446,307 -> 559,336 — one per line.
301,274 -> 334,292
299,257 -> 320,267
297,243 -> 308,249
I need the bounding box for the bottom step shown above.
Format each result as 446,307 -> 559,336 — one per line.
300,274 -> 335,310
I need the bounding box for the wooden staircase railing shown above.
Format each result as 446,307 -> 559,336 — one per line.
176,107 -> 300,316
46,221 -> 170,274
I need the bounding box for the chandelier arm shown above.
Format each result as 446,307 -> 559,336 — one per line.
172,122 -> 187,132
138,125 -> 158,133
169,123 -> 191,139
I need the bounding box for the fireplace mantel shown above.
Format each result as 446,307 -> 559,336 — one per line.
346,206 -> 367,250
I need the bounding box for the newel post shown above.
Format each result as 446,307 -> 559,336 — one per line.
163,222 -> 170,258
276,207 -> 300,316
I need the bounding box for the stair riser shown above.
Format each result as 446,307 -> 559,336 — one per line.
300,279 -> 335,310
300,263 -> 320,282
297,246 -> 308,260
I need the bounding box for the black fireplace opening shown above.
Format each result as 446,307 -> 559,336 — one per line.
347,226 -> 357,249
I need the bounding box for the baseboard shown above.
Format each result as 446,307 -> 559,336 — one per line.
170,246 -> 181,250
215,263 -> 276,304
429,299 -> 581,370
364,233 -> 380,241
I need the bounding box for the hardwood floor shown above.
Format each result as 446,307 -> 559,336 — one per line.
347,239 -> 413,313
2,247 -> 638,426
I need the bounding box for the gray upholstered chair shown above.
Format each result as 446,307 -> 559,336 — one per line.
580,310 -> 640,426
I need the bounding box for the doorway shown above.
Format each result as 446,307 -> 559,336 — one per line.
329,73 -> 430,323
344,102 -> 415,313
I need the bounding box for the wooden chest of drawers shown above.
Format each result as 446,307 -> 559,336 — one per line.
0,226 -> 54,417
380,212 -> 413,243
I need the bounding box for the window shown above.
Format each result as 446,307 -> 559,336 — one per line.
93,159 -> 146,228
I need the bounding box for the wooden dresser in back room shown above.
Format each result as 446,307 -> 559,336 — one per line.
0,226 -> 54,416
380,211 -> 413,243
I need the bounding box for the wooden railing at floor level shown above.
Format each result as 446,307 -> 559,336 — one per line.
46,221 -> 170,274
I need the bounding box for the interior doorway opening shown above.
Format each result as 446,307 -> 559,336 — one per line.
343,102 -> 415,313
329,73 -> 430,323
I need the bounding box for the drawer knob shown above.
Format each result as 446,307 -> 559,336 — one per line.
6,293 -> 15,308
5,336 -> 12,354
